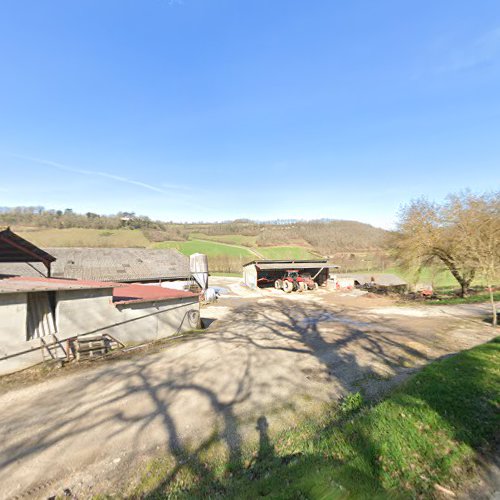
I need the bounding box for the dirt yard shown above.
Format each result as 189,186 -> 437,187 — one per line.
0,279 -> 497,499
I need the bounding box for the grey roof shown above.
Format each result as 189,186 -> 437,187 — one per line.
0,247 -> 190,282
256,262 -> 339,270
244,259 -> 328,267
336,273 -> 407,286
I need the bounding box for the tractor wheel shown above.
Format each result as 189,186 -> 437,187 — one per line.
313,282 -> 319,290
300,282 -> 308,292
283,280 -> 293,293
274,279 -> 282,290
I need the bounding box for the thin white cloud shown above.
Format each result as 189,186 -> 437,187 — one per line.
9,153 -> 210,212
12,154 -> 174,194
440,27 -> 500,73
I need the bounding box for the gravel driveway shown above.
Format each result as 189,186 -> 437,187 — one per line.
0,290 -> 496,499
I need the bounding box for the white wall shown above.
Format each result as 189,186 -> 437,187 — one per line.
0,293 -> 66,375
243,265 -> 257,288
56,289 -> 200,344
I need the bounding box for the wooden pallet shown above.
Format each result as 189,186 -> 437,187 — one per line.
75,335 -> 109,361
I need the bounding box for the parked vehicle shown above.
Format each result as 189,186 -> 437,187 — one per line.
275,270 -> 319,293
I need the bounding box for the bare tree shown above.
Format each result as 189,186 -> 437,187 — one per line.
395,197 -> 477,297
445,192 -> 500,326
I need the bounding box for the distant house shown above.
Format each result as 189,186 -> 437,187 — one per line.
0,246 -> 190,283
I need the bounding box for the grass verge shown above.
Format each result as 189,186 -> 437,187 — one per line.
426,292 -> 500,305
132,338 -> 499,498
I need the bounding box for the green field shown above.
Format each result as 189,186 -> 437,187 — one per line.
133,338 -> 500,498
15,227 -> 150,248
257,246 -> 319,260
382,266 -> 489,290
154,239 -> 256,259
189,232 -> 258,247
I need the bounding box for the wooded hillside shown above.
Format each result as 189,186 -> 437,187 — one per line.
0,207 -> 389,254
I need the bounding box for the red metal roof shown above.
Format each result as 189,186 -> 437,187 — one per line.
0,275 -> 122,294
113,284 -> 198,305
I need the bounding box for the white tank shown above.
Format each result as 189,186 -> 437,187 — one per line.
190,253 -> 209,290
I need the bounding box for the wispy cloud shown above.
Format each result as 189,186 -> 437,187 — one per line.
439,27 -> 500,73
11,154 -> 176,194
8,153 -> 210,212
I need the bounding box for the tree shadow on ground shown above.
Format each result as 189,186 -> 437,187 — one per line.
0,300 -> 495,498
144,338 -> 498,499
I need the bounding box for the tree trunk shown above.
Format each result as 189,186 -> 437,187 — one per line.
488,284 -> 497,327
432,249 -> 474,297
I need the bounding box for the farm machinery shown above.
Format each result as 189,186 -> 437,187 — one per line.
274,270 -> 319,293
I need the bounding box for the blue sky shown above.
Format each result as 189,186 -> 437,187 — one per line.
0,1 -> 499,229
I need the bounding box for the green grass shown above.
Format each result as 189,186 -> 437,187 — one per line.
15,227 -> 150,247
132,338 -> 500,498
154,239 -> 255,259
257,246 -> 319,260
189,232 -> 258,247
426,291 -> 500,305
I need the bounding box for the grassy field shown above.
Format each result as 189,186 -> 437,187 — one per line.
133,337 -> 500,498
154,239 -> 256,259
189,232 -> 258,247
257,246 -> 319,260
15,227 -> 150,247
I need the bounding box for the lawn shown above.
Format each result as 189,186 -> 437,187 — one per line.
15,227 -> 150,247
154,239 -> 256,259
133,337 -> 500,498
257,246 -> 319,260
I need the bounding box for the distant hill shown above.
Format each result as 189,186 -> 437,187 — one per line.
1,207 -> 390,272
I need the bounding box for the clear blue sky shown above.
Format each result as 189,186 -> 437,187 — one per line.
1,1 -> 499,228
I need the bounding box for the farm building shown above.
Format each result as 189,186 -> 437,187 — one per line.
0,228 -> 56,276
331,273 -> 407,292
0,244 -> 190,283
243,259 -> 339,289
0,276 -> 200,375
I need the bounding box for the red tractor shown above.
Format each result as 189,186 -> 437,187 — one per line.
274,270 -> 319,293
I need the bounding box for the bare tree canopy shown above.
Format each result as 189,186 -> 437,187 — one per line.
395,191 -> 500,310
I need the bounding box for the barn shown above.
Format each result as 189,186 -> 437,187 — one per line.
0,276 -> 200,375
243,259 -> 339,289
0,229 -> 200,375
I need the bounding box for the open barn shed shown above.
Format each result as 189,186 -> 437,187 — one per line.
243,259 -> 339,289
0,228 -> 55,277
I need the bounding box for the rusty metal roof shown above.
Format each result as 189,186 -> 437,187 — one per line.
113,284 -> 198,305
0,276 -> 120,294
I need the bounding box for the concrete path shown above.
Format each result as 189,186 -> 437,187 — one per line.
0,294 -> 496,498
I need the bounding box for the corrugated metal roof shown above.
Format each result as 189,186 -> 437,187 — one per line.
0,247 -> 190,282
255,262 -> 339,270
0,276 -> 120,294
113,284 -> 198,305
244,259 -> 328,267
0,228 -> 55,265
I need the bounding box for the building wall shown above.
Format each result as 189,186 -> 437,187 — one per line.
0,292 -> 66,375
243,265 -> 258,288
0,288 -> 200,376
56,289 -> 200,344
